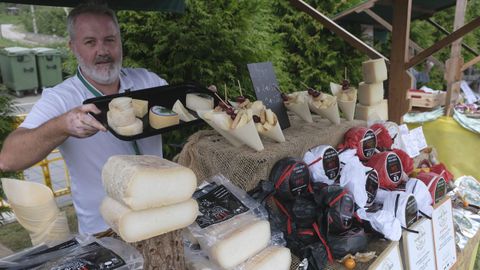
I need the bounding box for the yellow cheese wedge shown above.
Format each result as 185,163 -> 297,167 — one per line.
132,99 -> 148,118
362,58 -> 388,83
149,105 -> 180,129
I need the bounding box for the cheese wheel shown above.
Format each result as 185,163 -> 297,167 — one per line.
132,99 -> 148,118
102,155 -> 197,210
107,108 -> 137,127
355,99 -> 388,121
100,197 -> 199,243
113,118 -> 143,136
173,100 -> 197,122
149,105 -> 180,129
210,220 -> 271,269
362,58 -> 388,83
358,82 -> 384,106
244,246 -> 292,270
109,97 -> 133,111
186,93 -> 214,112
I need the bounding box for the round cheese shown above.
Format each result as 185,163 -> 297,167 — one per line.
149,105 -> 180,129
186,93 -> 214,112
109,97 -> 133,111
113,118 -> 143,136
107,108 -> 137,127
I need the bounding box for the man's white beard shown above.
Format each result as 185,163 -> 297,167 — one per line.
77,54 -> 122,85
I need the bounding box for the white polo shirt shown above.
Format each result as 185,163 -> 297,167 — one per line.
20,67 -> 167,235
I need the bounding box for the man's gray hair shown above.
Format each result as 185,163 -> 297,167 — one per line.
67,2 -> 119,40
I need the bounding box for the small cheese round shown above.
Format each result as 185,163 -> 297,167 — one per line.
109,97 -> 133,111
149,106 -> 180,129
107,108 -> 137,127
113,118 -> 143,136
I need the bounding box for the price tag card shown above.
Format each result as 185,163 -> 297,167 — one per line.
409,126 -> 428,151
432,197 -> 457,270
400,133 -> 420,158
401,218 -> 436,270
368,241 -> 404,270
247,62 -> 290,129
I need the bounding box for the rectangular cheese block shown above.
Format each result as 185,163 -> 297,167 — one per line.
102,155 -> 197,210
210,220 -> 271,269
362,58 -> 388,83
355,99 -> 388,121
358,82 -> 384,106
100,197 -> 198,243
132,99 -> 148,118
243,246 -> 292,270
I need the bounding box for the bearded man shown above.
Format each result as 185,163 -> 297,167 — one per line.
0,3 -> 167,235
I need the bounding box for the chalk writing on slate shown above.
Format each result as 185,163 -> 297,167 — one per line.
247,62 -> 290,130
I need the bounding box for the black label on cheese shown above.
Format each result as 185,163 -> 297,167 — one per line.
194,184 -> 249,228
290,162 -> 309,194
405,195 -> 418,228
386,153 -> 402,183
362,130 -> 377,158
322,147 -> 340,180
365,170 -> 379,206
434,177 -> 447,204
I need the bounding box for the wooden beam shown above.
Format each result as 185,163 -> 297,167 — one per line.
388,0 -> 412,124
406,16 -> 480,69
461,55 -> 480,72
363,8 -> 444,71
332,0 -> 378,21
427,18 -> 479,56
289,0 -> 388,61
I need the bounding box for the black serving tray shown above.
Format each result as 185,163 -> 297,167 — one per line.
83,83 -> 218,141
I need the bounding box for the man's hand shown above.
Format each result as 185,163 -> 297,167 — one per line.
63,104 -> 107,138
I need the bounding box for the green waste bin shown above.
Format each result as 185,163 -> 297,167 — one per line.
32,47 -> 63,89
0,47 -> 38,97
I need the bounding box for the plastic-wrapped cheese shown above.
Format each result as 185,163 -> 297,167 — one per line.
358,82 -> 384,105
100,197 -> 198,243
210,220 -> 271,269
362,58 -> 388,83
355,99 -> 388,121
102,155 -> 197,210
186,93 -> 214,112
243,246 -> 291,270
132,99 -> 148,118
149,105 -> 180,129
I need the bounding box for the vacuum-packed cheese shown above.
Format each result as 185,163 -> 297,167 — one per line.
358,82 -> 384,106
149,105 -> 180,129
132,99 -> 148,118
362,58 -> 388,83
244,246 -> 292,270
210,220 -> 271,269
355,99 -> 388,121
100,197 -> 198,243
102,155 -> 197,210
186,93 -> 214,112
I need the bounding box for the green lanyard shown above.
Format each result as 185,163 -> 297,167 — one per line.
77,67 -> 141,155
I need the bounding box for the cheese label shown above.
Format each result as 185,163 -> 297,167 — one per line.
322,147 -> 340,180
386,153 -> 402,183
434,177 -> 447,204
361,130 -> 377,158
405,195 -> 418,228
150,105 -> 177,116
194,183 -> 249,228
365,169 -> 379,206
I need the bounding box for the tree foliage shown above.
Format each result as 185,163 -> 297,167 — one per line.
21,6 -> 67,37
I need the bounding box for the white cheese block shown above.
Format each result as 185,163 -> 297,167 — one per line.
210,220 -> 271,269
112,118 -> 143,136
358,82 -> 384,106
107,108 -> 137,127
362,58 -> 388,83
102,155 -> 197,210
100,197 -> 199,243
149,105 -> 180,129
355,99 -> 388,121
132,99 -> 148,118
244,246 -> 292,270
173,100 -> 197,122
108,97 -> 133,111
186,93 -> 214,112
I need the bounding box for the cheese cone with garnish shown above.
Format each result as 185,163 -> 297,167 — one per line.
228,109 -> 264,151
198,109 -> 244,147
283,91 -> 313,123
251,102 -> 285,143
308,92 -> 341,124
337,88 -> 357,121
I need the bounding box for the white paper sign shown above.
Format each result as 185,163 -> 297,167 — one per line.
432,197 -> 457,270
409,126 -> 428,151
400,133 -> 420,158
369,241 -> 404,270
401,218 -> 436,270
460,80 -> 478,104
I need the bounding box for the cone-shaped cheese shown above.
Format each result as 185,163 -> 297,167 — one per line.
244,246 -> 292,270
210,220 -> 271,269
309,94 -> 340,125
229,118 -> 264,151
337,89 -> 357,121
199,110 -> 244,147
173,100 -> 197,122
100,197 -> 198,243
256,121 -> 285,143
102,155 -> 197,210
284,91 -> 313,123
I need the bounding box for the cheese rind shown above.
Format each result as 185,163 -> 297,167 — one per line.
355,99 -> 389,121
100,197 -> 199,243
132,99 -> 148,118
102,155 -> 197,210
362,58 -> 388,83
244,246 -> 292,270
210,220 -> 271,269
149,105 -> 180,129
358,82 -> 384,105
186,93 -> 214,112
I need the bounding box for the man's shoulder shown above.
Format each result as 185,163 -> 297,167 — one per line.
122,67 -> 157,79
121,67 -> 167,89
